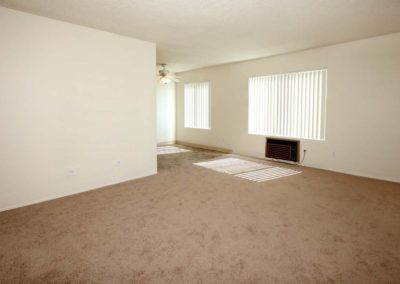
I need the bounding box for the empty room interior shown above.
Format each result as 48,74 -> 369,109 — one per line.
1,0 -> 400,283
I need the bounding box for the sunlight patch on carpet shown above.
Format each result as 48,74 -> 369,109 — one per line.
157,146 -> 191,155
235,167 -> 301,182
194,158 -> 270,175
194,157 -> 301,182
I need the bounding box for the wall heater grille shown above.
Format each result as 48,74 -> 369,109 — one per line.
266,138 -> 299,162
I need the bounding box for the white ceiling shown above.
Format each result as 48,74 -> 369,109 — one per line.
1,0 -> 400,72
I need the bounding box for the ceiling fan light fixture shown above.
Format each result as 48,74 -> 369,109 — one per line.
157,63 -> 180,84
160,76 -> 171,84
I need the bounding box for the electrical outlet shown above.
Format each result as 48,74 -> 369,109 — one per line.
116,161 -> 121,167
332,151 -> 336,158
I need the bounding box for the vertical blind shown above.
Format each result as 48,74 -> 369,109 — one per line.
184,82 -> 210,129
248,69 -> 327,140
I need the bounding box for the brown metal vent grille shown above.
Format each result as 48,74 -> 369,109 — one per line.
266,138 -> 299,162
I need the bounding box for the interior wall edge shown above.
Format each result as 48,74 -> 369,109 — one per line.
157,141 -> 177,146
0,171 -> 158,213
234,150 -> 400,184
176,140 -> 233,153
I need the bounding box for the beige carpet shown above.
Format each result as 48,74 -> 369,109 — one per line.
1,146 -> 400,283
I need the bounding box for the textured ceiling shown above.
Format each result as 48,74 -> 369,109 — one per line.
1,0 -> 400,72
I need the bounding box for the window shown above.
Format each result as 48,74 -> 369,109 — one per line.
248,69 -> 327,140
184,82 -> 210,129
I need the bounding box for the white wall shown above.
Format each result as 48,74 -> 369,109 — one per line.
156,83 -> 176,143
177,33 -> 400,182
0,7 -> 157,211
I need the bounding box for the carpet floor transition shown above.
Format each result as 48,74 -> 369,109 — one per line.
1,146 -> 400,283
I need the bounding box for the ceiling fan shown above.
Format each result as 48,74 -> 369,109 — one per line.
157,64 -> 181,84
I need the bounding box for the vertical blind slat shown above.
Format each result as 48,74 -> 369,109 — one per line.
249,69 -> 327,140
184,82 -> 210,129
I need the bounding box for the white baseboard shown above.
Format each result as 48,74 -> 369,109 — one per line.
0,171 -> 157,213
157,141 -> 176,146
176,141 -> 232,153
237,152 -> 399,183
314,168 -> 400,184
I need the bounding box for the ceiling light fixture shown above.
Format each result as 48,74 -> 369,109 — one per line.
157,64 -> 181,84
